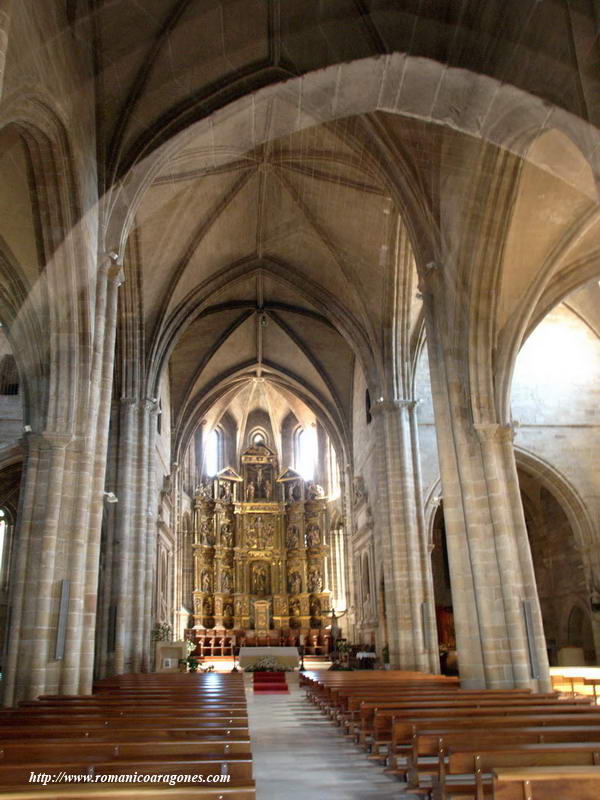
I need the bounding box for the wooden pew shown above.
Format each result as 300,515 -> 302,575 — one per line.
388,713 -> 600,771
492,766 -> 600,800
364,700 -> 597,752
0,673 -> 255,799
431,743 -> 600,800
402,726 -> 600,786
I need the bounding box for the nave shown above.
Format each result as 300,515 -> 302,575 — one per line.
248,672 -> 399,800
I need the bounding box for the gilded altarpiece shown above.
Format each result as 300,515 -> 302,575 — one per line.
191,444 -> 330,636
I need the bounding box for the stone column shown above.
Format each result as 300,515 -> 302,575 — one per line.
3,260 -> 122,704
409,403 -> 442,673
371,400 -> 438,671
0,0 -> 12,98
422,295 -> 551,690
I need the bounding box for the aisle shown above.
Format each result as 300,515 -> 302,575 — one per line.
246,672 -> 402,800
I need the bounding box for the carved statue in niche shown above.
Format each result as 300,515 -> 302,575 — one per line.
218,481 -> 232,502
234,599 -> 243,618
221,569 -> 232,594
287,481 -> 302,503
199,519 -> 215,546
306,524 -> 321,547
306,482 -> 325,500
201,570 -> 212,593
251,564 -> 269,596
264,479 -> 272,501
286,526 -> 299,550
222,549 -> 233,567
309,595 -> 321,618
289,598 -> 301,617
223,602 -> 233,618
194,595 -> 202,615
203,596 -> 214,615
287,571 -> 302,595
221,522 -> 233,547
308,568 -> 323,593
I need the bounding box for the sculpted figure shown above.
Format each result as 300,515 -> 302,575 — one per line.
201,570 -> 212,593
252,565 -> 268,596
246,481 -> 255,502
221,523 -> 233,547
306,524 -> 320,547
286,526 -> 298,550
221,570 -> 232,593
308,569 -> 323,593
288,571 -> 302,595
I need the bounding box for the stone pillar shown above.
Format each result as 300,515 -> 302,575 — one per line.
409,403 -> 442,673
104,396 -> 158,676
371,400 -> 438,671
422,293 -> 551,690
3,261 -> 122,704
0,0 -> 12,98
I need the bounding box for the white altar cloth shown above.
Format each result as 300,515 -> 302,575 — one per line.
238,646 -> 299,668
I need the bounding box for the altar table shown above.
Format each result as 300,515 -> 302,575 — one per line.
238,646 -> 300,669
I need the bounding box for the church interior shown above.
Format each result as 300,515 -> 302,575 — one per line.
0,1 -> 598,797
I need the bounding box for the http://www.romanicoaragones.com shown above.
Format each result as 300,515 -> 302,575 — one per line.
29,771 -> 232,787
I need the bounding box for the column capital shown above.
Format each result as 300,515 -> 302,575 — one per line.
119,396 -> 138,408
98,253 -> 125,285
473,422 -> 514,444
141,397 -> 159,414
371,398 -> 417,415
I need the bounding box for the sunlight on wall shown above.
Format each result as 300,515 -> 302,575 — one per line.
297,426 -> 317,481
511,305 -> 600,425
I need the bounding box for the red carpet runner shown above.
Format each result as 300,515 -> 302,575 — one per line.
252,671 -> 289,694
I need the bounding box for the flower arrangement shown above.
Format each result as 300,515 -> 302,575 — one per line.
151,622 -> 172,642
244,655 -> 293,672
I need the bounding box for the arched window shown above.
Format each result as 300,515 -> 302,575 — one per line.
365,389 -> 372,425
329,442 -> 340,499
250,430 -> 267,447
296,426 -> 317,481
0,355 -> 18,395
204,428 -> 220,477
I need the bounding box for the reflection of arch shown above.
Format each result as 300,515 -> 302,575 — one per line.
110,54 -> 600,267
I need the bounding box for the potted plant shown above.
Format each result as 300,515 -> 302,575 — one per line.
329,639 -> 353,670
187,657 -> 199,672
